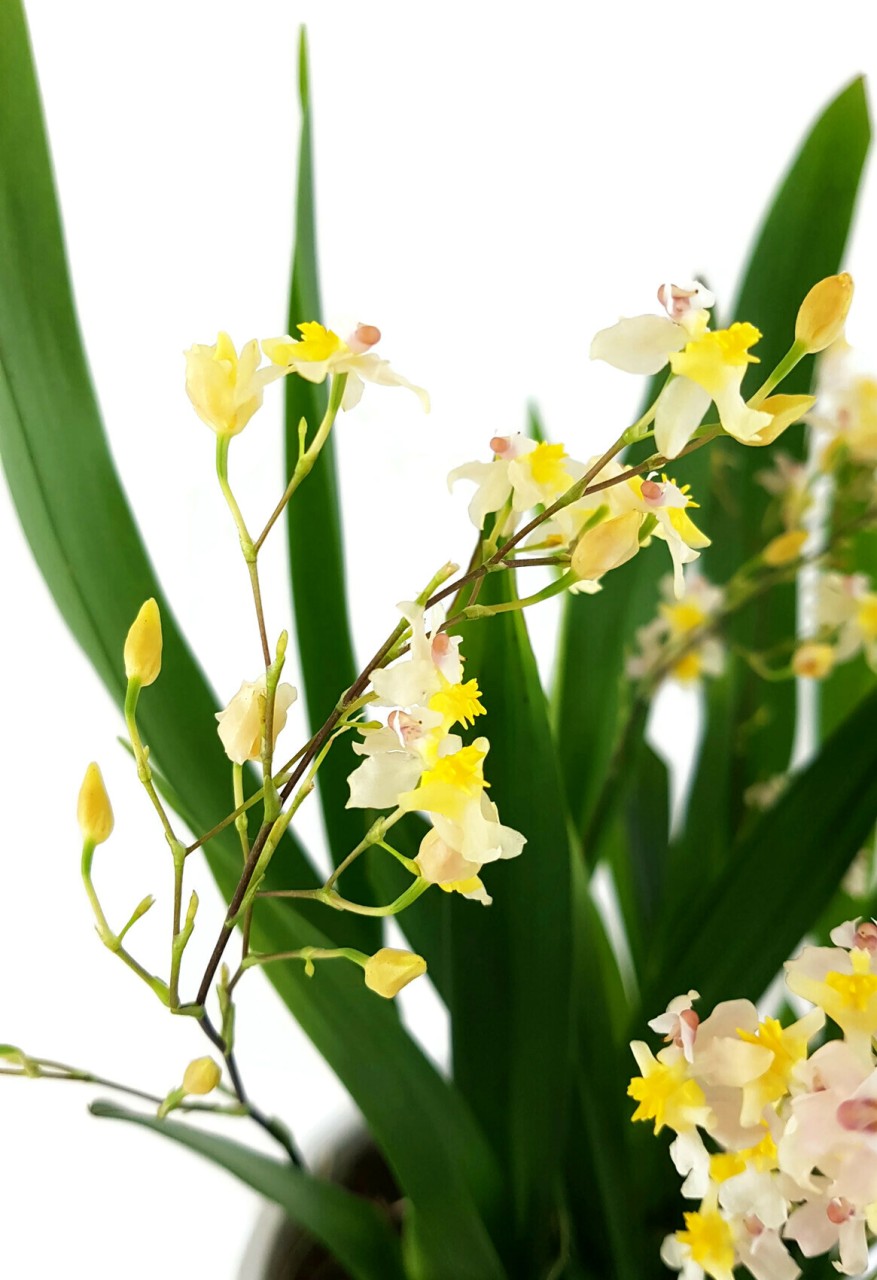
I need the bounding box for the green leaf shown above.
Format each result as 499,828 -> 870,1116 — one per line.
0,10 -> 504,1273
553,555 -> 660,839
681,78 -> 871,857
447,573 -> 574,1273
282,30 -> 377,949
90,1102 -> 405,1280
646,685 -> 877,1015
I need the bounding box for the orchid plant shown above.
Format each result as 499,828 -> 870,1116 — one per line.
2,9 -> 877,1280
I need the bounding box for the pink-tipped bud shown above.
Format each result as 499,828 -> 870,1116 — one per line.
855,921 -> 877,952
827,1197 -> 854,1225
490,435 -> 512,456
348,323 -> 381,353
742,1215 -> 764,1239
640,479 -> 664,505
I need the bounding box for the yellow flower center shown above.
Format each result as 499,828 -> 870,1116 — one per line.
662,601 -> 708,634
627,1058 -> 706,1134
857,595 -> 877,640
525,442 -> 572,492
740,1130 -> 778,1173
670,322 -> 762,396
737,1017 -> 805,1103
428,679 -> 486,729
421,744 -> 488,796
826,968 -> 877,1011
294,321 -> 347,363
677,1209 -> 735,1274
672,651 -> 704,683
709,1152 -> 746,1183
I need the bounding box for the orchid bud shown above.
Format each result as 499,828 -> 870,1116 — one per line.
182,1056 -> 222,1096
795,273 -> 853,354
77,763 -> 114,845
124,598 -> 163,687
792,642 -> 835,679
762,529 -> 807,567
571,512 -> 642,583
363,948 -> 427,999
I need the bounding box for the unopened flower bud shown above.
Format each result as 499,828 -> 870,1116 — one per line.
571,511 -> 642,583
124,598 -> 163,686
77,763 -> 114,845
182,1056 -> 222,1096
762,529 -> 808,567
795,273 -> 853,354
363,948 -> 427,999
792,642 -> 835,680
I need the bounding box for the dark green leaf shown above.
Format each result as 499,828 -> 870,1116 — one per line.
282,30 -> 376,948
448,572 -> 574,1273
681,78 -> 871,855
90,1102 -> 405,1280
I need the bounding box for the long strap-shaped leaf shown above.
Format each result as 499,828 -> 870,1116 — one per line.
0,8 -> 505,1275
680,78 -> 870,868
447,574 -> 574,1274
91,1102 -> 405,1280
281,33 -> 377,947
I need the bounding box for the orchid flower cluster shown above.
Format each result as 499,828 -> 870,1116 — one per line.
629,919 -> 877,1279
623,322 -> 877,695
38,270 -> 857,1150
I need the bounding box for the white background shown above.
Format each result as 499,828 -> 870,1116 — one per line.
2,2 -> 877,1276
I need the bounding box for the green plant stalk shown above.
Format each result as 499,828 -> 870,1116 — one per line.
259,877 -> 430,918
255,372 -> 348,553
81,841 -> 170,1006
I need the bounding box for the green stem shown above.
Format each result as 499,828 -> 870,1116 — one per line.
81,842 -> 170,1006
216,435 -> 271,667
749,339 -> 808,408
324,810 -> 404,891
253,372 -> 348,553
241,945 -> 367,972
259,876 -> 429,918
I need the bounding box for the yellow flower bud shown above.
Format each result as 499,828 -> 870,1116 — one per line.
77,763 -> 114,845
571,511 -> 642,583
762,529 -> 808,567
792,642 -> 835,680
363,948 -> 427,999
795,274 -> 854,354
182,1056 -> 222,1096
124,598 -> 163,686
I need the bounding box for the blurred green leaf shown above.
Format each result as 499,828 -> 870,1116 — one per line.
91,1102 -> 406,1280
681,77 -> 870,861
448,573 -> 574,1273
282,30 -> 377,951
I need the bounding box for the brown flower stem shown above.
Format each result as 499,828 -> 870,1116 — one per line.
198,1012 -> 303,1166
